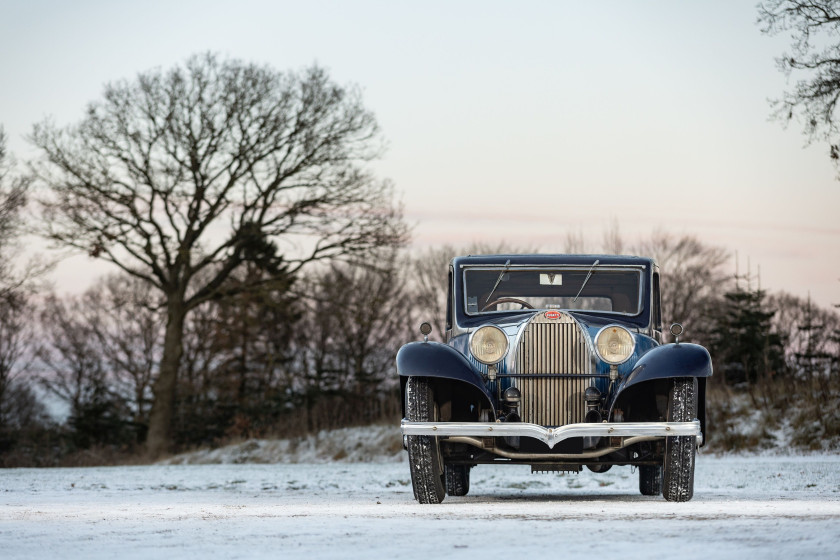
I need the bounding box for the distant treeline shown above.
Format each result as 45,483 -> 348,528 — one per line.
0,234 -> 838,466
0,53 -> 838,466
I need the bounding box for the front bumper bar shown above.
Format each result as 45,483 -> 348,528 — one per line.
400,420 -> 703,449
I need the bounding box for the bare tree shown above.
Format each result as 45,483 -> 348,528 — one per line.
408,245 -> 455,340
553,221 -> 624,255
0,293 -> 38,435
322,254 -> 412,394
173,264 -> 299,443
290,253 -> 412,431
174,294 -> 228,444
758,0 -> 840,168
0,127 -> 49,453
37,293 -> 127,448
601,218 -> 625,255
30,54 -> 407,457
408,242 -> 538,340
562,229 -> 586,254
33,276 -> 163,450
84,274 -> 163,435
0,128 -> 26,292
769,291 -> 840,396
0,126 -> 47,299
0,127 -> 28,427
634,231 -> 730,341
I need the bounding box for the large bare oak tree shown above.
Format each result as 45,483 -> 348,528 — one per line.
30,54 -> 406,457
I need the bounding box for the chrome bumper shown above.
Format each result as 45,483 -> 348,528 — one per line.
400,420 -> 703,449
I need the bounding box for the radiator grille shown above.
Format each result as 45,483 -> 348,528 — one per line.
513,312 -> 592,426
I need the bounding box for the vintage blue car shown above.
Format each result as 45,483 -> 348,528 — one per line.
398,254 -> 712,503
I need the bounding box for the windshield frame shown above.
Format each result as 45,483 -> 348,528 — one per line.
461,264 -> 645,318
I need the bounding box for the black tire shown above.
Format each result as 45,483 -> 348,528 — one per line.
406,377 -> 445,504
445,464 -> 470,496
663,377 -> 698,502
639,465 -> 663,496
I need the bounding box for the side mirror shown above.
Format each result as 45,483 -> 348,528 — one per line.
419,322 -> 432,342
670,323 -> 684,344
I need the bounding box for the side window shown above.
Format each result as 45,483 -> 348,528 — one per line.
445,266 -> 453,332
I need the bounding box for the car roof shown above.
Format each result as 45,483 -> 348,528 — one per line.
451,254 -> 656,268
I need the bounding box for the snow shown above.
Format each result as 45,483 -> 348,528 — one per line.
158,425 -> 406,465
2,450 -> 840,559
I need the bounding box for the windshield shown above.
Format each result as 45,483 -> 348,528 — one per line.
463,266 -> 642,315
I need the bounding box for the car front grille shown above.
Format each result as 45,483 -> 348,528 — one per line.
512,311 -> 592,426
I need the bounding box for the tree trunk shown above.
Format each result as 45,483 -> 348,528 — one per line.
145,299 -> 187,459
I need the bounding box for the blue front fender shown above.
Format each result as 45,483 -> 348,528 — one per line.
396,341 -> 495,418
611,342 -> 712,443
619,342 -> 712,392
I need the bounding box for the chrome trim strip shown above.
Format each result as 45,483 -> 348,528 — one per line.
460,264 -> 647,270
461,265 -> 645,318
446,435 -> 660,460
400,420 -> 702,449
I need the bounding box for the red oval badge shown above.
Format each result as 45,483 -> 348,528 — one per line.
545,310 -> 561,320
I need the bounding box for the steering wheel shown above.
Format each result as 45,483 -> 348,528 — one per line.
480,297 -> 534,312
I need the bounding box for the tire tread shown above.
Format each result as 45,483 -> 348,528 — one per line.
406,377 -> 446,504
445,464 -> 470,496
663,378 -> 697,502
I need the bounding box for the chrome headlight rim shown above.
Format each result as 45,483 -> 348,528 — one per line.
594,324 -> 636,365
468,325 -> 509,365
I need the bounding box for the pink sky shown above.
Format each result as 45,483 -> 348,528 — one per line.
2,1 -> 838,309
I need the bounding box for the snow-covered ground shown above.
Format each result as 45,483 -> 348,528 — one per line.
2,450 -> 839,559
158,424 -> 407,465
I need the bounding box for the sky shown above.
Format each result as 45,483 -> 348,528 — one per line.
1,0 -> 838,310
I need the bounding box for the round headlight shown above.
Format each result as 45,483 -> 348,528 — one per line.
595,325 -> 635,365
469,325 -> 509,365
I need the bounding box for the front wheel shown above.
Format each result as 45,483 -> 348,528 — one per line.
406,377 -> 446,504
662,377 -> 698,502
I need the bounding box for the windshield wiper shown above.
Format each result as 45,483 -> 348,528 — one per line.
573,259 -> 599,302
485,259 -> 511,303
